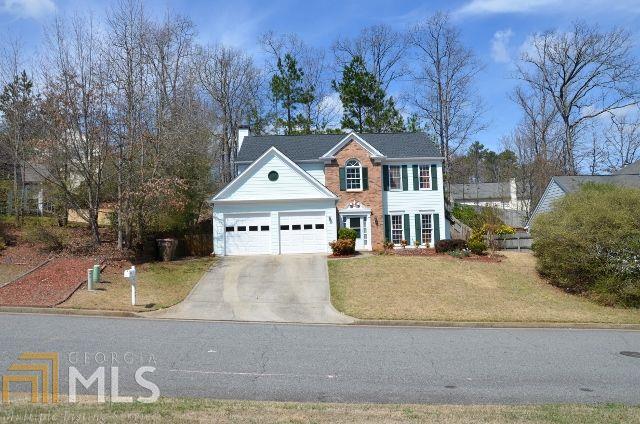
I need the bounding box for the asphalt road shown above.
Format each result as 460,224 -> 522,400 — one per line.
1,313 -> 640,404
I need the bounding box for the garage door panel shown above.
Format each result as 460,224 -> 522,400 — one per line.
280,212 -> 327,254
225,214 -> 271,255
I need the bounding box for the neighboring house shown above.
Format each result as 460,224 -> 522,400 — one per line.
1,162 -> 50,215
210,130 -> 448,255
450,179 -> 531,228
527,162 -> 640,228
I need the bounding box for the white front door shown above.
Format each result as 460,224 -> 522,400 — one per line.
344,215 -> 368,250
224,214 -> 271,255
280,212 -> 327,254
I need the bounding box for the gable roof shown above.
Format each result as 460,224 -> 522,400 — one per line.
320,132 -> 384,159
235,132 -> 442,163
212,146 -> 338,202
552,175 -> 640,192
613,160 -> 640,175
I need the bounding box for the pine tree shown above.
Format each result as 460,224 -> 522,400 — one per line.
270,53 -> 315,134
333,56 -> 404,133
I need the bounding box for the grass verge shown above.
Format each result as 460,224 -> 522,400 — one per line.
328,251 -> 640,323
1,399 -> 638,424
60,257 -> 215,312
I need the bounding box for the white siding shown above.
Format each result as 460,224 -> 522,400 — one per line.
527,179 -> 566,227
212,200 -> 337,255
300,162 -> 325,185
383,162 -> 448,244
238,161 -> 324,184
225,155 -> 329,201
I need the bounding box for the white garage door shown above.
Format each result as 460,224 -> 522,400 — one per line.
224,214 -> 271,255
280,212 -> 327,254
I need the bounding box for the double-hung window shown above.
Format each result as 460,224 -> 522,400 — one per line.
391,215 -> 403,245
421,214 -> 433,245
388,165 -> 402,191
345,159 -> 362,191
419,165 -> 431,190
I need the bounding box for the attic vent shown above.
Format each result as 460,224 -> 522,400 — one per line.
268,171 -> 279,181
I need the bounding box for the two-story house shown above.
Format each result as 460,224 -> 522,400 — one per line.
211,129 -> 448,255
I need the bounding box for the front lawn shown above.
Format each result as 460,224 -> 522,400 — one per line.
1,398 -> 638,424
329,252 -> 640,324
60,257 -> 215,312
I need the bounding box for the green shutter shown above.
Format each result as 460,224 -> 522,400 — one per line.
402,165 -> 408,191
415,214 -> 421,244
362,167 -> 368,190
339,167 -> 346,191
403,213 -> 410,242
384,214 -> 391,242
433,213 -> 440,242
382,165 -> 389,191
412,165 -> 419,190
431,164 -> 438,191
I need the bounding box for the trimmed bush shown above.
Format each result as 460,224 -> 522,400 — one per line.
467,239 -> 487,255
338,227 -> 358,241
330,238 -> 356,256
435,239 -> 467,253
531,183 -> 640,306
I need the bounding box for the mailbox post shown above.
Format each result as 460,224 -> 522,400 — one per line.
124,266 -> 137,306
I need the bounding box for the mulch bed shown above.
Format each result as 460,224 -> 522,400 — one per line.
383,248 -> 505,262
0,244 -> 50,267
386,248 -> 438,256
0,257 -> 94,307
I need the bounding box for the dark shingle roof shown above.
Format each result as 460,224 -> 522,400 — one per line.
236,132 -> 442,162
451,182 -> 512,201
552,175 -> 640,192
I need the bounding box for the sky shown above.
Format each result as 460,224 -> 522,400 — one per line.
2,0 -> 640,152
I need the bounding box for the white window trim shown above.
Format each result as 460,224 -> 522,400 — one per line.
345,159 -> 363,192
388,165 -> 402,192
420,213 -> 433,246
390,214 -> 404,245
418,164 -> 432,191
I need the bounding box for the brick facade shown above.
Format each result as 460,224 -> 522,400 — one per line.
324,140 -> 384,250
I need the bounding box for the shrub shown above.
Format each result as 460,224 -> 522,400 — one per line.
452,204 -> 481,228
329,238 -> 355,256
24,223 -> 69,252
468,228 -> 488,255
448,249 -> 470,259
435,239 -> 467,253
400,239 -> 408,249
531,183 -> 640,306
383,240 -> 394,250
337,227 -> 358,241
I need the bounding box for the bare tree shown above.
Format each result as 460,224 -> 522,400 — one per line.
105,0 -> 149,249
333,24 -> 407,91
603,111 -> 640,172
408,12 -> 485,180
41,15 -> 111,244
517,21 -> 640,174
197,45 -> 260,183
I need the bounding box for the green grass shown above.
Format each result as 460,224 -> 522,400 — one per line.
329,252 -> 640,323
1,399 -> 639,423
60,257 -> 215,312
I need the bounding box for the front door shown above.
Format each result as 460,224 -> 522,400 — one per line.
344,216 -> 368,250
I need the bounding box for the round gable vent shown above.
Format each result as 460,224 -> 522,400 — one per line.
268,171 -> 279,181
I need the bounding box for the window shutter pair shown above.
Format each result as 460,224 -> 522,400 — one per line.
339,167 -> 368,191
384,214 -> 391,241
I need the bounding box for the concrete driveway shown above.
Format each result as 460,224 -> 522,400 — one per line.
149,255 -> 353,324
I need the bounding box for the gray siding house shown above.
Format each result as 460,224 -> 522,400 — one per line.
527,163 -> 640,228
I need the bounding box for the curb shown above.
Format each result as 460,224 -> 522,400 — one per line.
0,306 -> 138,318
353,319 -> 640,330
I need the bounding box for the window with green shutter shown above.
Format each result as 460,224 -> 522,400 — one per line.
431,164 -> 438,191
433,213 -> 440,242
412,165 -> 419,190
403,213 -> 410,242
362,167 -> 368,190
414,214 -> 421,244
401,165 -> 408,191
339,167 -> 346,191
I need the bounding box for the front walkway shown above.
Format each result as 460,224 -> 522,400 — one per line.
148,254 -> 353,324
